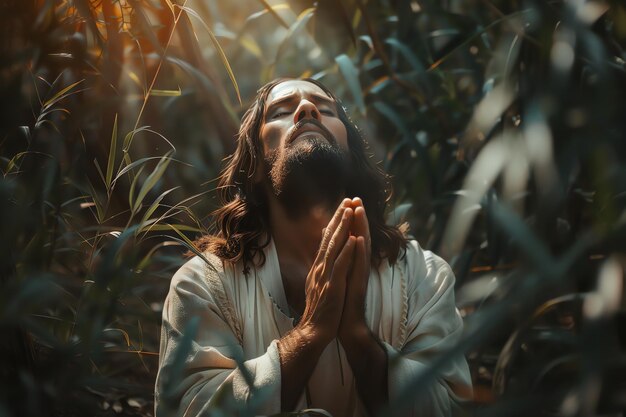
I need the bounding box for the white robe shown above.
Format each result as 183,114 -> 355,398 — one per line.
155,239 -> 472,417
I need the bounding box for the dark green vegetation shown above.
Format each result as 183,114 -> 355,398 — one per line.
1,0 -> 625,416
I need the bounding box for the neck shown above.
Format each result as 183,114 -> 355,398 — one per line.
267,192 -> 342,314
268,195 -> 335,269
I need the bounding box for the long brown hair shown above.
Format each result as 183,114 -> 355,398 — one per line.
194,78 -> 407,271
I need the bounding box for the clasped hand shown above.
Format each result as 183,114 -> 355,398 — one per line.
296,197 -> 372,346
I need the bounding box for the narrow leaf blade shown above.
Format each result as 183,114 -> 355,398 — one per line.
335,54 -> 365,114
106,114 -> 118,190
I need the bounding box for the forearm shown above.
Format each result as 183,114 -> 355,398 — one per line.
277,326 -> 327,411
341,326 -> 388,416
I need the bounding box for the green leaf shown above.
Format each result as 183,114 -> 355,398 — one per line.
371,101 -> 411,138
18,126 -> 31,146
122,129 -> 137,155
86,179 -> 105,223
136,191 -> 209,240
158,227 -> 212,268
177,5 -> 241,104
489,201 -> 554,272
255,0 -> 290,29
132,151 -> 174,214
137,187 -> 180,234
165,56 -> 215,91
127,0 -> 165,57
72,0 -> 103,46
60,195 -> 91,208
137,240 -> 183,271
121,126 -> 176,156
245,3 -> 290,24
42,79 -> 84,109
139,223 -> 201,234
4,152 -> 28,174
273,7 -> 316,73
94,224 -> 140,286
106,114 -> 118,191
387,202 -> 413,226
128,165 -> 146,211
428,9 -> 532,70
239,35 -> 263,59
149,88 -> 182,97
385,38 -> 425,73
428,28 -> 462,39
103,328 -> 131,347
37,107 -> 71,120
359,35 -> 373,51
238,4 -> 291,62
93,157 -> 106,186
113,156 -> 166,187
335,54 -> 365,114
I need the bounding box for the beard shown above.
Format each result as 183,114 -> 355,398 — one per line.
264,137 -> 350,220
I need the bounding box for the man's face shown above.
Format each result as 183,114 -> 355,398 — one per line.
259,80 -> 348,156
257,80 -> 351,218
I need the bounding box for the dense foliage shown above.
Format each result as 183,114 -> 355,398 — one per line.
1,0 -> 625,416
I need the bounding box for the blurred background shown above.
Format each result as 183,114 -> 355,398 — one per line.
1,0 -> 625,416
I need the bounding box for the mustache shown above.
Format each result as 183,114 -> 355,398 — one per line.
287,119 -> 337,146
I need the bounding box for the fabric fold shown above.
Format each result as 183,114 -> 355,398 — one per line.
155,240 -> 472,417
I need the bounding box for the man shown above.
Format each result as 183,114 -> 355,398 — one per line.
155,78 -> 472,417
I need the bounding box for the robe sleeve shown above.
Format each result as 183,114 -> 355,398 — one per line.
383,241 -> 472,416
154,256 -> 281,417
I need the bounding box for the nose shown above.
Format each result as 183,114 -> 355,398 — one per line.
294,99 -> 320,123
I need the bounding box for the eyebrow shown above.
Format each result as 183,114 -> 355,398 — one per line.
265,92 -> 336,113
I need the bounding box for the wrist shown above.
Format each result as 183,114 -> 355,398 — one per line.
339,321 -> 372,349
281,323 -> 330,355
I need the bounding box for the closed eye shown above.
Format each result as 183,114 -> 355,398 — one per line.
271,111 -> 290,119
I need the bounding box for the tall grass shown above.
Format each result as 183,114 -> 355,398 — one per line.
1,0 -> 625,416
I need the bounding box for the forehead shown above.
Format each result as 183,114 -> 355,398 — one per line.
266,80 -> 334,104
